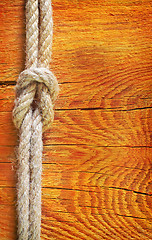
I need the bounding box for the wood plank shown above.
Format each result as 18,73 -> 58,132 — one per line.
0,78 -> 152,111
1,144 -> 152,169
0,187 -> 152,240
0,152 -> 152,194
1,0 -> 152,85
0,107 -> 151,146
0,145 -> 151,239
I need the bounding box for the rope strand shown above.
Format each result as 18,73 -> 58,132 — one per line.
13,0 -> 59,239
39,0 -> 53,68
29,108 -> 43,240
16,109 -> 32,239
26,0 -> 38,68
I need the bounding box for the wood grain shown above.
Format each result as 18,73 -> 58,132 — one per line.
0,0 -> 152,239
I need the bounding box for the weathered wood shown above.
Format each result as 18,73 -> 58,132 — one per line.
0,147 -> 152,193
0,144 -> 152,239
0,187 -> 152,240
0,82 -> 152,110
0,0 -> 152,239
0,108 -> 151,146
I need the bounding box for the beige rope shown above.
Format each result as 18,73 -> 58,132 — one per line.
13,0 -> 59,239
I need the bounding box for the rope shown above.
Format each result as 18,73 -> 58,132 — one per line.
13,0 -> 59,239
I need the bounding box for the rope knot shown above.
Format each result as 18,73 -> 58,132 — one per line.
13,67 -> 59,130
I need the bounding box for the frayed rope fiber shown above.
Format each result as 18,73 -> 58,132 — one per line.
12,0 -> 59,239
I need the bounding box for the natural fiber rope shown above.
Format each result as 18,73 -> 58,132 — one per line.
13,0 -> 59,239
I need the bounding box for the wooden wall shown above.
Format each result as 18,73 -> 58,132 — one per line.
0,0 -> 152,239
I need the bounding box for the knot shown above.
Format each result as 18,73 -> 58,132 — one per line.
13,68 -> 59,130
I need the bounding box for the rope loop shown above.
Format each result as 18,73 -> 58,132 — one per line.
13,67 -> 59,130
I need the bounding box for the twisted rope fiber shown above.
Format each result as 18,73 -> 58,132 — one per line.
13,0 -> 59,239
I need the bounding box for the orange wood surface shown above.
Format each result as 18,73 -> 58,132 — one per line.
0,0 -> 152,239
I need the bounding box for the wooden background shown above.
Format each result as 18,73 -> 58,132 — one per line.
0,0 -> 152,239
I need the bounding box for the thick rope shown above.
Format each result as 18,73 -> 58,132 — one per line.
13,0 -> 59,239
